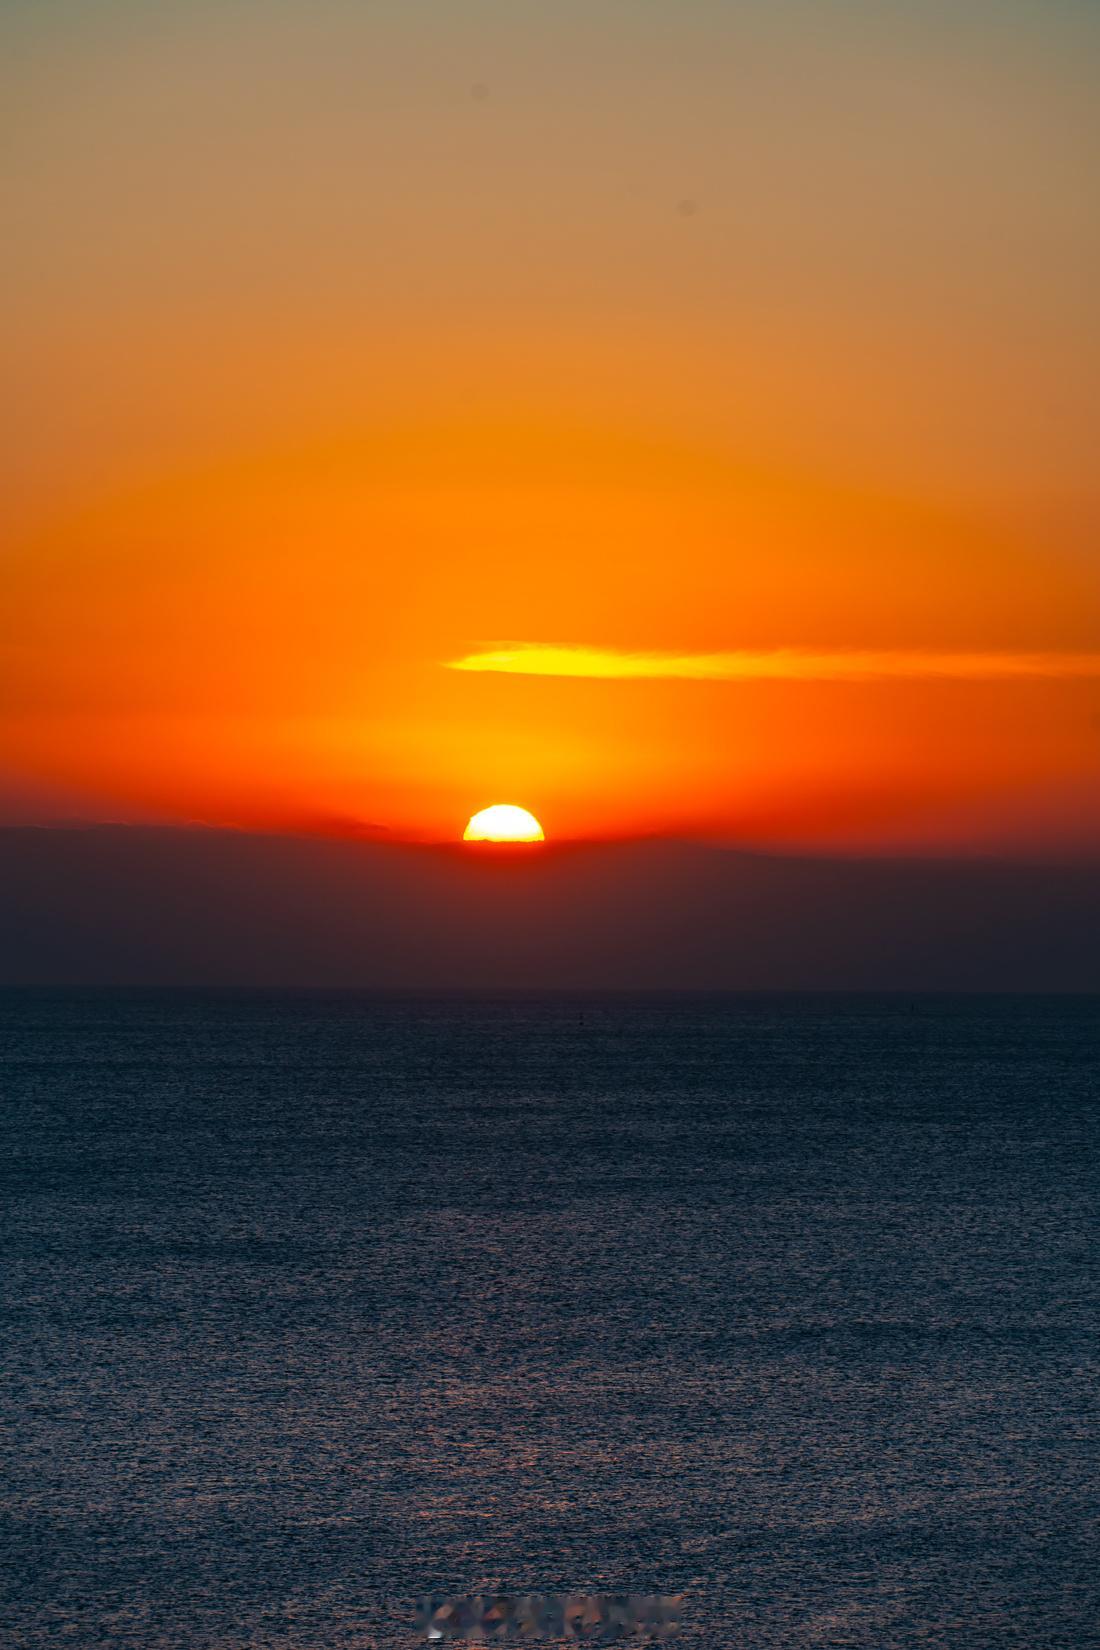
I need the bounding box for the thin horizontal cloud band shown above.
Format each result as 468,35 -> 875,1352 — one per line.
446,645 -> 1100,683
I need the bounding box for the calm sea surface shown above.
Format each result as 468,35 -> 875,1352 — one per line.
2,992 -> 1097,1649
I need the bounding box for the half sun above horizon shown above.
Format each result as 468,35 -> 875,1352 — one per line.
463,804 -> 545,843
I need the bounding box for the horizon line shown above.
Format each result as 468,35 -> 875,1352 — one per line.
2,819 -> 1100,867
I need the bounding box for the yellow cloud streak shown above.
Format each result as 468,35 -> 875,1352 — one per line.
447,645 -> 1100,683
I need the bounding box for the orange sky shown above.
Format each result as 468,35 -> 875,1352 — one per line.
3,2 -> 1099,853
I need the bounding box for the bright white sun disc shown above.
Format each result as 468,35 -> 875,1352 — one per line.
463,804 -> 545,843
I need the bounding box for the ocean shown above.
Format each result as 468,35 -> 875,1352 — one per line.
2,991 -> 1097,1648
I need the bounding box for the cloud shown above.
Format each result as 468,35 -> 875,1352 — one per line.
446,644 -> 1100,683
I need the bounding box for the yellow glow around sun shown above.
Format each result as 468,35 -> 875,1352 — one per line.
463,804 -> 545,843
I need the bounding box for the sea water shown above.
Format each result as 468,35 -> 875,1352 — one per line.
2,991 -> 1097,1648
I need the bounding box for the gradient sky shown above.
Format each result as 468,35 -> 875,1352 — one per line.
4,0 -> 1099,851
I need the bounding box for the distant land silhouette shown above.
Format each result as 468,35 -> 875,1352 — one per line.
2,826 -> 1098,990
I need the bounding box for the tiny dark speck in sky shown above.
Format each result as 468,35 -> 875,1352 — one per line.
471,82 -> 490,102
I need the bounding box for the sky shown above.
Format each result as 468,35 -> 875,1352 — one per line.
3,0 -> 1099,852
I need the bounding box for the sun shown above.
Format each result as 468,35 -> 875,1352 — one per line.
463,804 -> 545,843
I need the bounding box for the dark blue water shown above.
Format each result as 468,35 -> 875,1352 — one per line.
2,992 -> 1097,1648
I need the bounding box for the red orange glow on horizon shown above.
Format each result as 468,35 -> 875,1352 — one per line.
2,3 -> 1098,857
